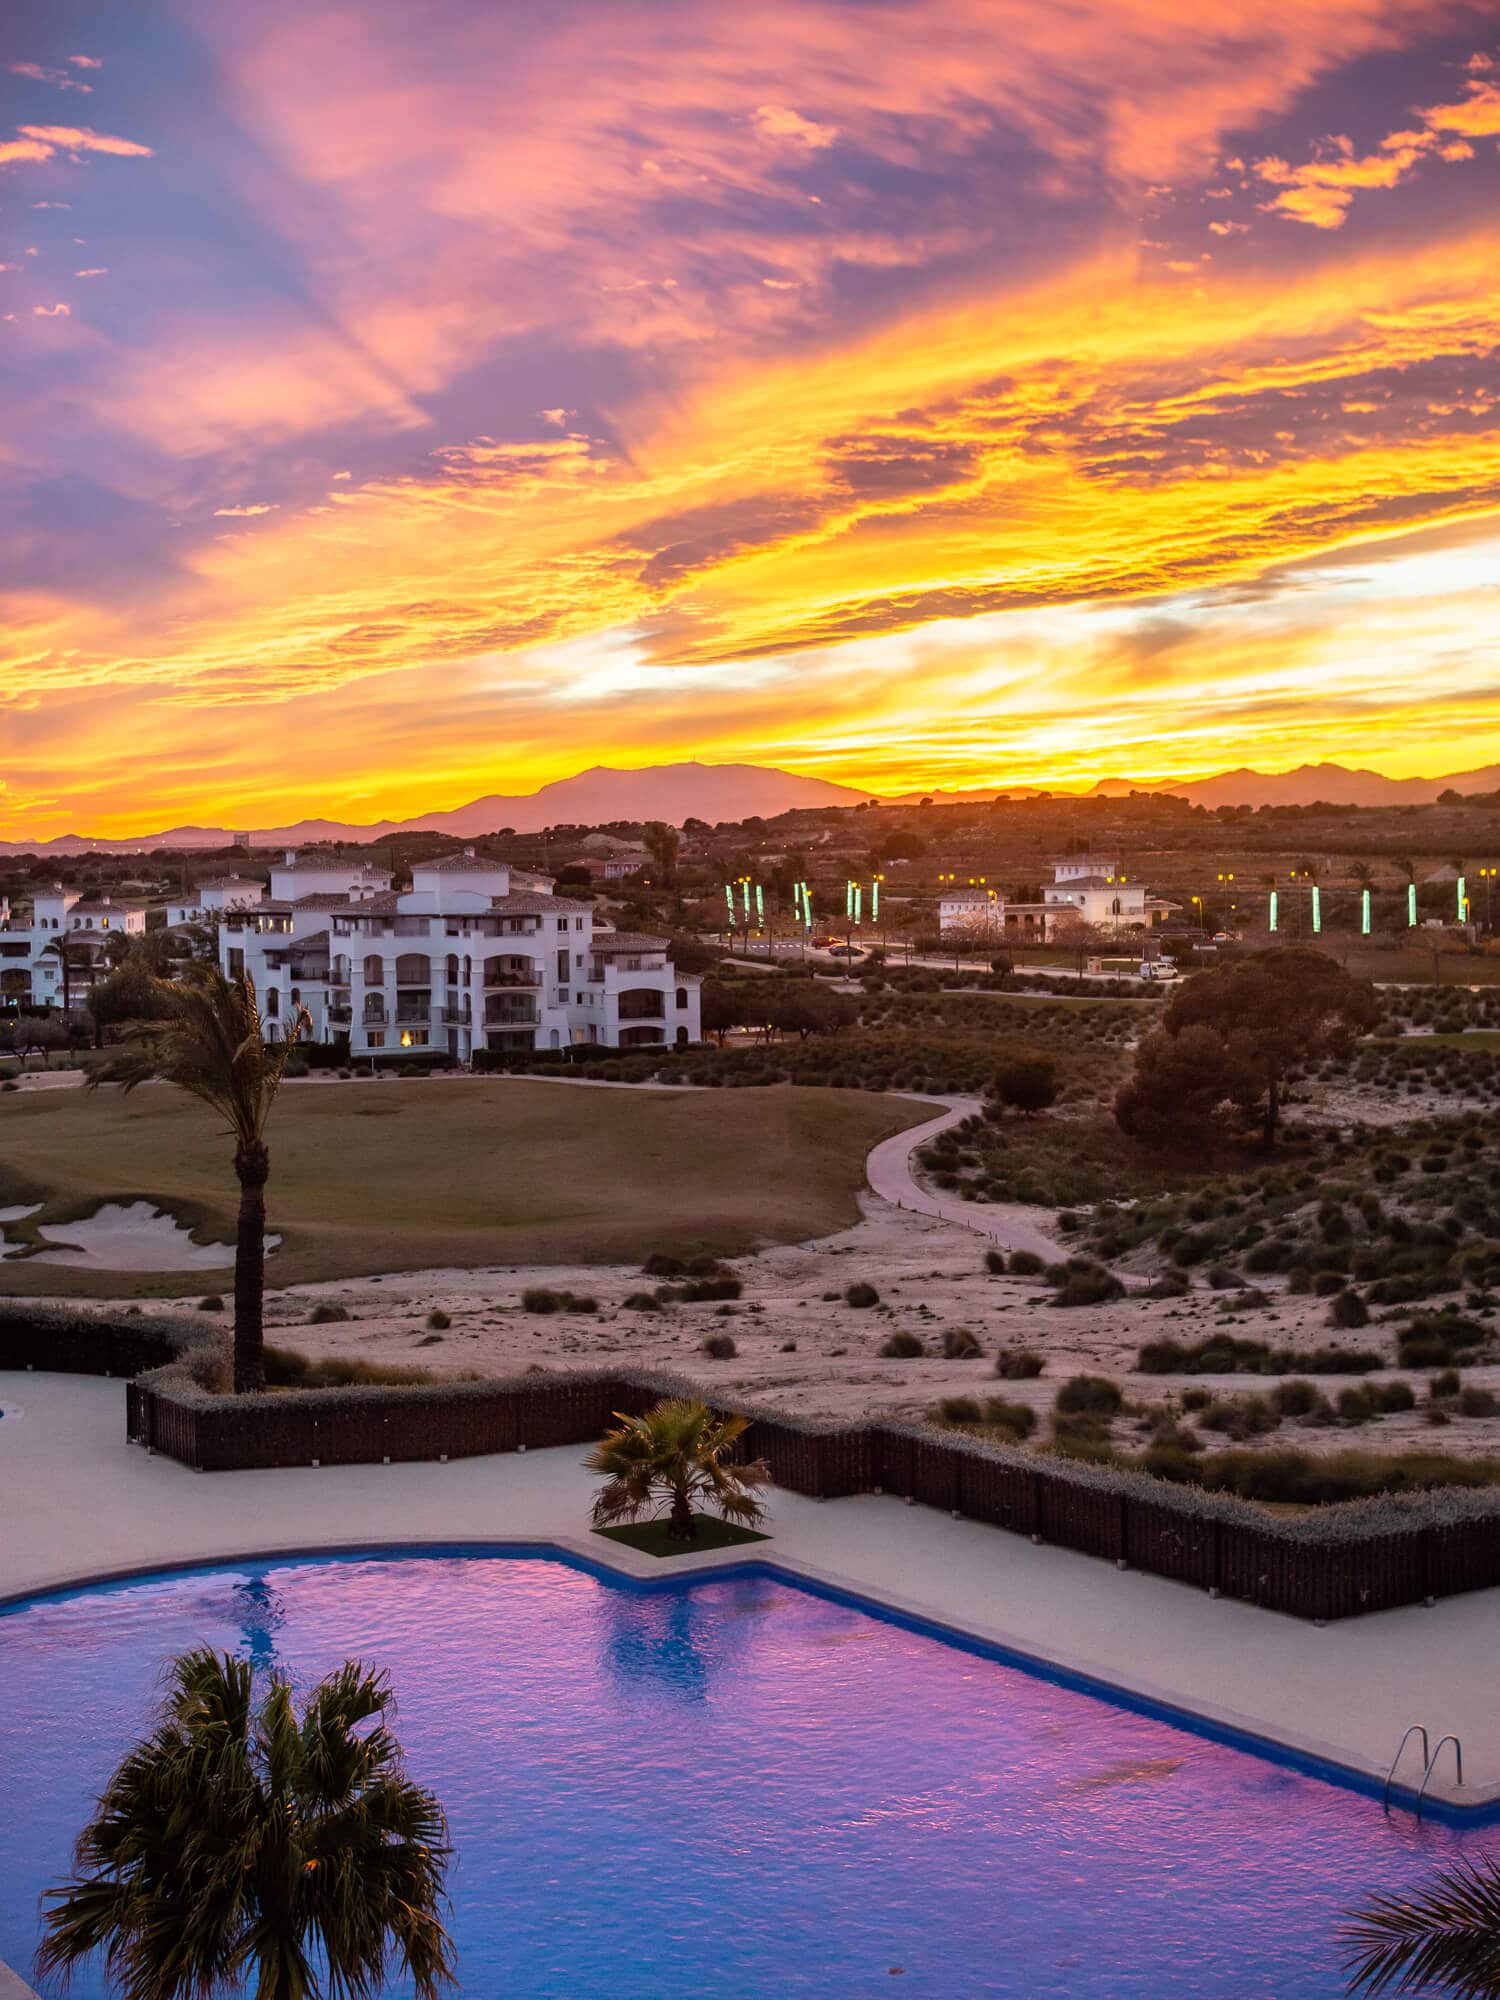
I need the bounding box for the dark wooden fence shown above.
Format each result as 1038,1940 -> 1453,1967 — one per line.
10,1304 -> 1500,1622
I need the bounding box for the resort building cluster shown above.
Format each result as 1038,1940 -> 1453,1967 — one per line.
937,856 -> 1176,937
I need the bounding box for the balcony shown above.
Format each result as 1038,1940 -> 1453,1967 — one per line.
441,1006 -> 471,1026
395,1006 -> 432,1026
329,1005 -> 352,1025
484,1000 -> 537,1027
617,989 -> 666,1021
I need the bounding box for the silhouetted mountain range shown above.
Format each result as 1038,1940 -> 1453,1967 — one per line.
1089,762 -> 1500,807
0,763 -> 874,855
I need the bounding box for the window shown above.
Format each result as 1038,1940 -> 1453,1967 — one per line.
676,987 -> 688,1009
398,1029 -> 429,1048
574,953 -> 583,971
556,949 -> 569,983
363,954 -> 382,984
555,918 -> 568,932
574,917 -> 584,931
367,1031 -> 385,1048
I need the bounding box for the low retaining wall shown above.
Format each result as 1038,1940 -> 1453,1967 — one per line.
9,1305 -> 1500,1622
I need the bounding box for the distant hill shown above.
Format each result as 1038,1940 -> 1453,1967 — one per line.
0,762 -> 874,856
1089,762 -> 1500,808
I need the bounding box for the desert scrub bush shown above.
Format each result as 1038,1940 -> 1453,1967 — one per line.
700,1331 -> 738,1359
622,1291 -> 663,1312
935,1394 -> 984,1425
995,1346 -> 1045,1379
1327,1288 -> 1371,1328
1047,1263 -> 1125,1309
1459,1385 -> 1499,1418
425,1309 -> 451,1331
1142,1270 -> 1190,1299
1007,1250 -> 1046,1277
1205,1263 -> 1240,1290
307,1303 -> 350,1324
197,1294 -> 225,1312
521,1288 -> 597,1314
1198,1394 -> 1280,1441
879,1330 -> 925,1358
1135,1334 -> 1383,1377
1396,1311 -> 1489,1369
1272,1379 -> 1326,1418
263,1347 -> 442,1389
661,1276 -> 742,1302
984,1249 -> 1007,1275
1139,1444 -> 1500,1505
845,1281 -> 880,1308
941,1327 -> 984,1359
1055,1375 -> 1124,1416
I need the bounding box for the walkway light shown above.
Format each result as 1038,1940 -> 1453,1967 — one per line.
1269,891 -> 1278,933
1457,875 -> 1467,923
1361,888 -> 1371,936
723,883 -> 735,919
1408,883 -> 1418,927
1311,886 -> 1322,934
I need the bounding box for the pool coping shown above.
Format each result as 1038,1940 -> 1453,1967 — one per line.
2,1529 -> 1489,1826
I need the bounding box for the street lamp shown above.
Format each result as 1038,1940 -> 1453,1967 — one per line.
1479,866 -> 1497,932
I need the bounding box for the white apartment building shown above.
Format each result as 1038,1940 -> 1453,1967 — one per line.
166,874 -> 269,929
220,848 -> 701,1060
0,886 -> 147,1009
938,886 -> 1002,934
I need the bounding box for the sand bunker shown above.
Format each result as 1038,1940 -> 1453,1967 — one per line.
6,1201 -> 280,1272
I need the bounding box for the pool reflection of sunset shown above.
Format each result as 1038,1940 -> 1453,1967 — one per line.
2,3 -> 1499,836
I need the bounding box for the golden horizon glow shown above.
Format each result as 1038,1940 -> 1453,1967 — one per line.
2,2 -> 1499,840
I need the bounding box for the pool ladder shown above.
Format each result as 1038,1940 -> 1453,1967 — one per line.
1383,1724 -> 1464,1818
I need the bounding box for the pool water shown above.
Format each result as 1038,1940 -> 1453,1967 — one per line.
0,1551 -> 1480,1997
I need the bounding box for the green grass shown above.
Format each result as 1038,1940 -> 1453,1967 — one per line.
0,1077 -> 928,1296
593,1513 -> 770,1557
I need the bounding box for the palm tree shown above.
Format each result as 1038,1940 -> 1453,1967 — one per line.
1343,1857 -> 1500,1996
642,819 -> 681,889
41,931 -> 88,1018
94,963 -> 308,1392
1351,862 -> 1375,890
587,1398 -> 770,1542
37,1648 -> 454,2000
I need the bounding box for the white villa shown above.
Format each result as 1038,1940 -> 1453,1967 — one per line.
0,887 -> 148,1008
219,848 -> 701,1060
938,857 -> 1174,939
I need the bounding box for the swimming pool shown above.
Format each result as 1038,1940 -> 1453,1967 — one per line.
0,1549 -> 1481,1997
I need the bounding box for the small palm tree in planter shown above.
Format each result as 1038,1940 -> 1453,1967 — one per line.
587,1398 -> 770,1543
36,1647 -> 455,2000
95,963 -> 309,1393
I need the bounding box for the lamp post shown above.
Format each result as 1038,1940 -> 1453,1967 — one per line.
1480,866 -> 1497,933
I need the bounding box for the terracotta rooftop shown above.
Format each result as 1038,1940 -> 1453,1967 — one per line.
591,931 -> 668,952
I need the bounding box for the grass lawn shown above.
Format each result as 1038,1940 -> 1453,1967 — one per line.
0,1077 -> 929,1297
593,1513 -> 769,1557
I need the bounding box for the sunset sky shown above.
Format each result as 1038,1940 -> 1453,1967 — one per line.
3,1 -> 1499,838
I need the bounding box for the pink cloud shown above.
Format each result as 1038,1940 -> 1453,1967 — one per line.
32,302 -> 71,316
74,266 -> 108,277
1257,77 -> 1500,226
18,124 -> 155,158
8,62 -> 93,93
68,55 -> 104,70
0,138 -> 56,165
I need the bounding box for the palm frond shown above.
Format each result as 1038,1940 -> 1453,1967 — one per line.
1344,1859 -> 1500,1997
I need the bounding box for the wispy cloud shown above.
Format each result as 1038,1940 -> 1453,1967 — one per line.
15,124 -> 155,159
212,502 -> 278,516
8,62 -> 93,94
1257,73 -> 1500,227
68,55 -> 104,70
32,301 -> 71,316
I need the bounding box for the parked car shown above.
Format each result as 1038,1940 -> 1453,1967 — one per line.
1139,960 -> 1178,980
827,945 -> 865,959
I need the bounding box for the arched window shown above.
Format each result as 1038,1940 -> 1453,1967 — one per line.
265,987 -> 280,1018
446,953 -> 460,984
675,987 -> 688,1009
363,954 -> 382,984
395,952 -> 428,985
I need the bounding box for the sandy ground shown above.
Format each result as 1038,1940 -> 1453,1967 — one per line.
1289,1077 -> 1476,1128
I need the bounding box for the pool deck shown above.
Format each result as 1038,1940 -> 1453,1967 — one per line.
3,1371 -> 1496,1819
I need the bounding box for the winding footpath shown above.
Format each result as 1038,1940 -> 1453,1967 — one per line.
862,1093 -> 1066,1261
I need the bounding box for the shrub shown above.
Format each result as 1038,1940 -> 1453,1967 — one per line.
1143,1270 -> 1190,1299
521,1288 -> 597,1314
1397,1312 -> 1488,1369
1198,1394 -> 1279,1440
984,1250 -> 1006,1275
1141,1445 -> 1500,1505
995,1347 -> 1044,1379
1273,1379 -> 1323,1417
845,1282 -> 880,1308
197,1294 -> 225,1313
879,1330 -> 925,1358
1312,1270 -> 1347,1297
1459,1386 -> 1499,1418
935,1395 -> 983,1424
982,1397 -> 1037,1439
1327,1289 -> 1370,1328
1007,1250 -> 1045,1277
700,1332 -> 738,1359
677,1277 -> 742,1302
425,1309 -> 451,1331
1430,1369 -> 1462,1399
1055,1375 -> 1123,1415
307,1303 -> 350,1325
941,1327 -> 983,1359
1047,1265 -> 1125,1309
1205,1264 -> 1240,1290
263,1347 -> 439,1389
641,1253 -> 685,1277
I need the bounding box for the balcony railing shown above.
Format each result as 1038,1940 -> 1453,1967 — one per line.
395,1007 -> 432,1026
329,1005 -> 352,1024
484,1003 -> 537,1026
440,1007 -> 471,1026
483,971 -> 541,989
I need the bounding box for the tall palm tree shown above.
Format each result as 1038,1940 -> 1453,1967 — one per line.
1351,862 -> 1376,890
41,931 -> 88,1017
1343,1857 -> 1500,1996
95,963 -> 308,1392
37,1648 -> 454,2000
587,1398 -> 770,1542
